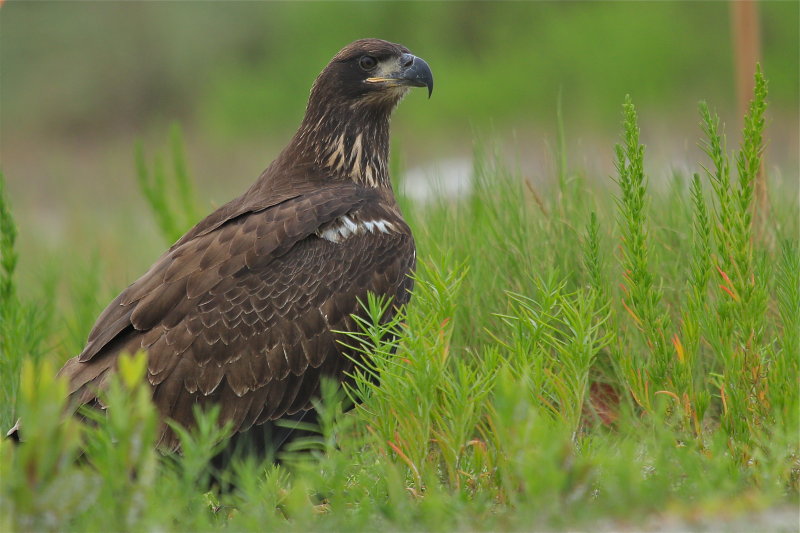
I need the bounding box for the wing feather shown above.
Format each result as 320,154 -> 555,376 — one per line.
58,182 -> 414,450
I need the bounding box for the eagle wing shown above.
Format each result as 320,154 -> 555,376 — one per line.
58,182 -> 415,450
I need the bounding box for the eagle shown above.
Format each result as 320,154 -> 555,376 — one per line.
17,39 -> 433,452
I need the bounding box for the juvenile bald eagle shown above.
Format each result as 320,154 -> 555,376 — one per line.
26,39 -> 433,451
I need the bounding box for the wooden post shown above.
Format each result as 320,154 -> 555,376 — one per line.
730,0 -> 768,237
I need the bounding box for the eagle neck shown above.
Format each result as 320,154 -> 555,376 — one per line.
292,104 -> 392,189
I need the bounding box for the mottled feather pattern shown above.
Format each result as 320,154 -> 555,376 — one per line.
58,183 -> 413,450
47,39 -> 429,452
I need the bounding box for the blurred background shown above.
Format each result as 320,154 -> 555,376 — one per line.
1,1 -> 798,291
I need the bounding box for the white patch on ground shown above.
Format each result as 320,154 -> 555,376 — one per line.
400,157 -> 474,202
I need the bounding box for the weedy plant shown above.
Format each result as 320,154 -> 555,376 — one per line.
135,124 -> 202,245
1,69 -> 798,531
0,174 -> 52,433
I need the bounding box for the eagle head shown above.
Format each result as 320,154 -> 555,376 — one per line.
312,38 -> 434,113
291,39 -> 433,188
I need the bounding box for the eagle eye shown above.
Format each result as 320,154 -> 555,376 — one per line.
358,55 -> 378,72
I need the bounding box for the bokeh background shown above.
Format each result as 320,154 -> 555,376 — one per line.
1,1 -> 798,292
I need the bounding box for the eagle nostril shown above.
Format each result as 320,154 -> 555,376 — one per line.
400,54 -> 414,68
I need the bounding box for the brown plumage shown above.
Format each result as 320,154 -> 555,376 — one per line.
50,39 -> 433,451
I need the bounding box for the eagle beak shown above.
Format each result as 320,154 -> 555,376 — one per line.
366,53 -> 434,98
398,54 -> 434,98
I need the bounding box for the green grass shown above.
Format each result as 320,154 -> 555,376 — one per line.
2,71 -> 798,531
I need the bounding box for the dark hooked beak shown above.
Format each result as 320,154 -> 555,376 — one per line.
366,53 -> 434,98
398,54 -> 434,98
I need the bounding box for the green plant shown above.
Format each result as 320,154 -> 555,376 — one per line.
0,172 -> 51,431
613,96 -> 674,410
135,124 -> 201,244
1,69 -> 797,531
698,69 -> 771,448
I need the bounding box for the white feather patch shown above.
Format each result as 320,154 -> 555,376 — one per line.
317,216 -> 397,243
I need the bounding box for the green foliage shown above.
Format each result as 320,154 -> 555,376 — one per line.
0,173 -> 51,431
772,240 -> 800,435
582,212 -> 605,296
1,71 -> 798,530
344,261 -> 486,491
614,96 -> 674,404
1,360 -> 87,532
1,354 -> 236,532
78,352 -> 159,529
135,124 -> 201,244
4,3 -> 798,143
0,173 -> 17,304
59,253 -> 105,358
495,276 -> 612,433
697,70 -> 772,448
